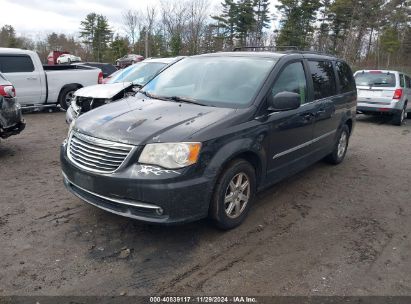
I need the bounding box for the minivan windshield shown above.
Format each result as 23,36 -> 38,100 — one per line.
108,62 -> 167,85
141,56 -> 278,108
355,72 -> 396,87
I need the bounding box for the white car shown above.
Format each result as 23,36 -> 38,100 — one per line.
66,57 -> 183,123
0,48 -> 102,109
355,70 -> 411,125
57,54 -> 81,64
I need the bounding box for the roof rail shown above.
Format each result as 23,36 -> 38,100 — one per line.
233,46 -> 299,52
282,50 -> 337,57
232,46 -> 336,57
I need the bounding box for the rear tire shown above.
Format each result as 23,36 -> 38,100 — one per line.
325,125 -> 350,165
58,86 -> 77,110
393,107 -> 406,126
209,159 -> 256,230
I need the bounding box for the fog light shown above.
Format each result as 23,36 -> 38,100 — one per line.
156,208 -> 164,216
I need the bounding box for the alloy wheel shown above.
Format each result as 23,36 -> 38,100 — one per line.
337,131 -> 348,159
224,172 -> 250,219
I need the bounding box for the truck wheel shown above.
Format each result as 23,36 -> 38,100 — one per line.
393,107 -> 406,126
59,86 -> 77,110
210,159 -> 256,230
325,125 -> 350,165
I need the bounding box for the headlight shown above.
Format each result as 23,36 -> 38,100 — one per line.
68,120 -> 75,138
139,142 -> 202,169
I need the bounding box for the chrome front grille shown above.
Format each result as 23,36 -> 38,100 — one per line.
67,131 -> 133,173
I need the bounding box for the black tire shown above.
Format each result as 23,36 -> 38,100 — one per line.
209,159 -> 256,230
407,111 -> 411,119
58,86 -> 77,110
325,125 -> 350,165
393,107 -> 406,126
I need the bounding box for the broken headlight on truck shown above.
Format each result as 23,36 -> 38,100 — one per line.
138,143 -> 202,169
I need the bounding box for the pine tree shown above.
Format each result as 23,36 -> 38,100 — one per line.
236,0 -> 256,45
254,0 -> 271,45
212,0 -> 239,47
80,13 -> 112,61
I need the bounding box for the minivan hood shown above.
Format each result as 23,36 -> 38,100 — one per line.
73,96 -> 236,145
75,82 -> 132,99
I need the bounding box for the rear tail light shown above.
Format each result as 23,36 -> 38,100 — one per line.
393,89 -> 403,100
0,85 -> 16,98
98,71 -> 104,84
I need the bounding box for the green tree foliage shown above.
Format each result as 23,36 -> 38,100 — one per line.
276,0 -> 321,49
109,35 -> 130,62
212,0 -> 270,48
80,13 -> 113,62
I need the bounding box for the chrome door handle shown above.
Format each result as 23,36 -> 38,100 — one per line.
27,77 -> 37,80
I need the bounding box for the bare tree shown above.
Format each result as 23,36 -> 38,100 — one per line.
187,0 -> 209,54
144,5 -> 157,57
122,9 -> 141,47
160,0 -> 190,55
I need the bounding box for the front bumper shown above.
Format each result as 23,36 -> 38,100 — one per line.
0,99 -> 25,138
60,142 -> 214,224
0,120 -> 25,139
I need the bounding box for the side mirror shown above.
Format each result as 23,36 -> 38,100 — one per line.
268,91 -> 301,111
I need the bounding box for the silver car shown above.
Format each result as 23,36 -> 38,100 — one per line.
354,70 -> 411,125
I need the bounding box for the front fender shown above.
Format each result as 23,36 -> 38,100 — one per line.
203,135 -> 268,185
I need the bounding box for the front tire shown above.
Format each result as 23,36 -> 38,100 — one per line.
325,125 -> 350,165
59,86 -> 77,110
210,159 -> 256,230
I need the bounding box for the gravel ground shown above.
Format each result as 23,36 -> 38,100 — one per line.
0,112 -> 410,296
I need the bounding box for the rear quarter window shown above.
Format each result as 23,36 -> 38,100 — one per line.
405,75 -> 411,88
0,55 -> 35,73
400,74 -> 405,88
336,61 -> 356,93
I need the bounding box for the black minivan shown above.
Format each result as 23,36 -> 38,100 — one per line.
61,51 -> 357,229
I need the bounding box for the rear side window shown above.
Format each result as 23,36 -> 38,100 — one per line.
355,72 -> 396,87
400,74 -> 405,88
405,75 -> 411,88
336,61 -> 356,93
0,55 -> 35,73
308,60 -> 337,100
271,61 -> 308,104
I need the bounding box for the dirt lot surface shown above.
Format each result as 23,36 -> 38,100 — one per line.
0,112 -> 410,296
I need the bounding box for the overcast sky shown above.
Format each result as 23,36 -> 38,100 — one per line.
0,0 -> 279,40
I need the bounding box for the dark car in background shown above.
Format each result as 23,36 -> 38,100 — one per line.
73,62 -> 117,79
61,51 -> 357,229
115,54 -> 144,68
0,73 -> 25,139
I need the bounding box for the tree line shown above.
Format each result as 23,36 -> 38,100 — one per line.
0,0 -> 410,71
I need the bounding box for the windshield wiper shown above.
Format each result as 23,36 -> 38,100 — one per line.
132,83 -> 143,88
139,90 -> 168,100
166,96 -> 209,106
